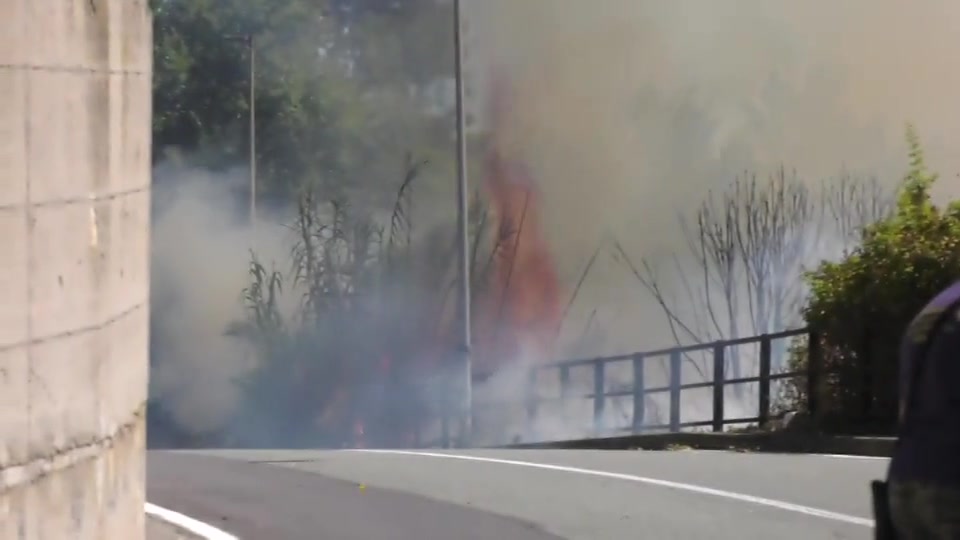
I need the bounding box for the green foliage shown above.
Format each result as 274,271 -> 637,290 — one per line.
151,0 -> 458,199
225,253 -> 286,353
152,1 -> 348,179
796,125 -> 960,430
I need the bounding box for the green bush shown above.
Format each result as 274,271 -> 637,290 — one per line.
793,126 -> 960,432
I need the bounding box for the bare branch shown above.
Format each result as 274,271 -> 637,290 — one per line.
492,187 -> 532,350
553,242 -> 603,343
610,240 -> 702,344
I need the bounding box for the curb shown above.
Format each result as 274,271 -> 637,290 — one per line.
501,432 -> 895,457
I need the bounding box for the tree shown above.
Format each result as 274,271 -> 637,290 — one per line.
614,170 -> 891,389
152,1 -> 353,182
797,126 -> 960,431
150,0 -> 457,201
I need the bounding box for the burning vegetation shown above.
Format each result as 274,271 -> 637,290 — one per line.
224,75 -> 565,448
473,78 -> 564,377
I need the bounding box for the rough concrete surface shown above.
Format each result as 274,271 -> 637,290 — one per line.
0,0 -> 153,538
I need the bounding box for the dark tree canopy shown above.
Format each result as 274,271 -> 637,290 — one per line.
150,0 -> 456,200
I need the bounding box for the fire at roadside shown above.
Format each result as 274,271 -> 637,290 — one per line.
303,74 -> 566,450
137,72 -> 573,452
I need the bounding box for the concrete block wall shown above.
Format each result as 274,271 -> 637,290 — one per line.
0,0 -> 152,538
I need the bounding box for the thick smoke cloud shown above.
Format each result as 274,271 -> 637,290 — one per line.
150,164 -> 293,437
463,0 -> 960,354
151,2 -> 960,444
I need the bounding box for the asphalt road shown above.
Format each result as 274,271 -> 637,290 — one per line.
147,449 -> 887,539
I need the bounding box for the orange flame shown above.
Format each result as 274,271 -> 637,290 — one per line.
473,75 -> 564,374
335,75 -> 566,446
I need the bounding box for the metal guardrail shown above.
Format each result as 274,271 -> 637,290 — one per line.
471,328 -> 826,440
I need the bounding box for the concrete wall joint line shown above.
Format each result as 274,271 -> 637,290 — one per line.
0,302 -> 146,353
0,186 -> 152,211
0,63 -> 150,76
0,404 -> 146,492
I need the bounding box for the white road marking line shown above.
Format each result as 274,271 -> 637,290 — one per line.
814,454 -> 888,461
145,502 -> 239,540
352,449 -> 874,528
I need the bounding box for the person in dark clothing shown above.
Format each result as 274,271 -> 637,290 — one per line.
886,280 -> 960,539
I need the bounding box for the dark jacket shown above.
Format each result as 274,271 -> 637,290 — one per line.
888,281 -> 960,486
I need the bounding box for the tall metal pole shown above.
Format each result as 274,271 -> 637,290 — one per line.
228,33 -> 258,241
248,35 -> 257,241
453,0 -> 472,447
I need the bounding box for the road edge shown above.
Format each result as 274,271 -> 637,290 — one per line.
145,502 -> 238,540
502,432 -> 895,456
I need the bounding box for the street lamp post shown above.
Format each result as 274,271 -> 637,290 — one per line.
453,0 -> 472,447
227,34 -> 257,240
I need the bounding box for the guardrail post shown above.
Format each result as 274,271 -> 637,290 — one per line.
632,354 -> 645,433
525,367 -> 537,438
558,365 -> 571,426
441,413 -> 450,448
806,330 -> 821,419
559,365 -> 570,403
524,367 -> 537,439
758,334 -> 772,428
669,350 -> 681,432
712,344 -> 725,432
593,360 -> 606,433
